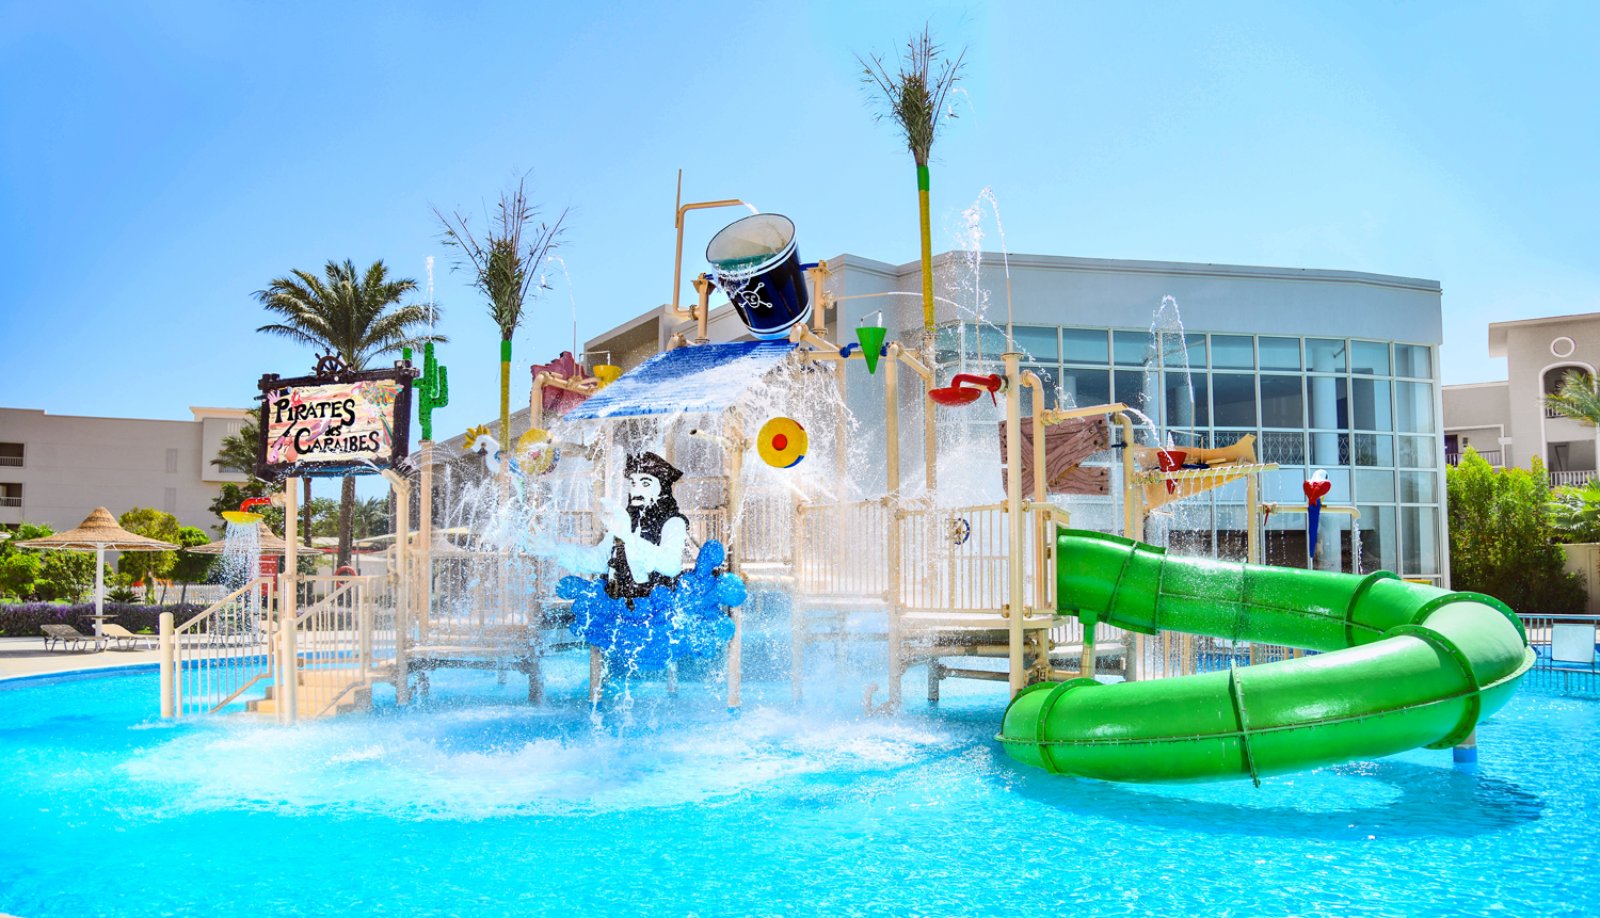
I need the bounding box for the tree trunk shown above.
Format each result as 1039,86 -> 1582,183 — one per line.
303,477 -> 313,547
338,475 -> 355,569
917,164 -> 933,332
499,338 -> 513,451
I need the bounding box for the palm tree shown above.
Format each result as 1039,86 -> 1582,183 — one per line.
255,259 -> 443,567
435,177 -> 568,455
859,26 -> 966,340
1546,369 -> 1600,426
210,408 -> 315,547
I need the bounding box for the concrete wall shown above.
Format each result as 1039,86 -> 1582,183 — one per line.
0,406 -> 249,533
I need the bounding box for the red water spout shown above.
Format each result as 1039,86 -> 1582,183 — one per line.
929,373 -> 1004,407
240,497 -> 272,513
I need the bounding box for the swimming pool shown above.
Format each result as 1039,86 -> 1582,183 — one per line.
2,661 -> 1596,917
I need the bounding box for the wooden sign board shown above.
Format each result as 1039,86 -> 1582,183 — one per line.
256,363 -> 415,479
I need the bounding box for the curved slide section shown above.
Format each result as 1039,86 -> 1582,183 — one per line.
999,530 -> 1535,783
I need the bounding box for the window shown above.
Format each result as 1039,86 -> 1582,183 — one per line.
1211,374 -> 1257,427
1059,367 -> 1110,408
1012,326 -> 1059,362
1394,344 -> 1432,379
0,443 -> 20,468
1113,330 -> 1152,366
1350,341 -> 1390,376
0,483 -> 20,508
1306,338 -> 1347,373
1062,328 -> 1109,364
1259,375 -> 1305,428
1211,336 -> 1254,369
166,448 -> 179,474
1259,337 -> 1301,370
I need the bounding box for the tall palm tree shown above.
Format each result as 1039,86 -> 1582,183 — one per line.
436,177 -> 568,455
1546,369 -> 1600,426
255,259 -> 444,567
859,26 -> 966,341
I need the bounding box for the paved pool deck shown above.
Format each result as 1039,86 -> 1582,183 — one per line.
0,636 -> 162,680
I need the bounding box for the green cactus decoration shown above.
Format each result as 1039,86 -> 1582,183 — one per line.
416,342 -> 449,442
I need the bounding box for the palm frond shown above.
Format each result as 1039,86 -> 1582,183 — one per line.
1545,369 -> 1600,427
857,25 -> 967,166
435,175 -> 569,339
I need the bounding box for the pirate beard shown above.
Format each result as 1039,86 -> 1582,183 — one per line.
626,493 -> 685,545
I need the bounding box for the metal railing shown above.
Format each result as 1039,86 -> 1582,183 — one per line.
1445,450 -> 1501,467
794,499 -> 891,600
286,577 -> 377,719
1549,470 -> 1597,488
160,577 -> 276,717
0,455 -> 21,467
1517,613 -> 1599,697
0,496 -> 20,508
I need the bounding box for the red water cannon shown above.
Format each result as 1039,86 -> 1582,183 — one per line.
929,373 -> 1004,407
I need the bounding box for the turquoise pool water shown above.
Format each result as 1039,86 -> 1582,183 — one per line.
1,661 -> 1596,917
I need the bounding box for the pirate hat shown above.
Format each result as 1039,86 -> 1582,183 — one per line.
625,451 -> 683,487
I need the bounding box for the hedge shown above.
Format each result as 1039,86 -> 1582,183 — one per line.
0,602 -> 207,639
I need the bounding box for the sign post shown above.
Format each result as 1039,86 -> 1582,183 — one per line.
256,356 -> 418,717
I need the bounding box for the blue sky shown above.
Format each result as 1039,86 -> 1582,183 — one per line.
4,0 -> 1597,442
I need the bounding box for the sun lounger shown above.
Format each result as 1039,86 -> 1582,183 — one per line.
41,624 -> 95,652
102,623 -> 158,650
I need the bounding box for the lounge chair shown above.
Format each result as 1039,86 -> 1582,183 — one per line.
41,624 -> 95,652
103,623 -> 158,650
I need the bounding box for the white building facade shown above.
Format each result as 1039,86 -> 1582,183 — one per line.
0,406 -> 251,533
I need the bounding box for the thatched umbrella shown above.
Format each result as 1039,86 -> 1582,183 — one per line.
186,526 -> 289,556
16,507 -> 179,640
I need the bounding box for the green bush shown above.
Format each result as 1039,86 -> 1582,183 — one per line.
1447,449 -> 1586,613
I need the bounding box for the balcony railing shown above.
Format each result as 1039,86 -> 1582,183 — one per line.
1446,450 -> 1502,467
1549,469 -> 1597,488
1546,406 -> 1565,419
0,496 -> 21,508
0,456 -> 21,467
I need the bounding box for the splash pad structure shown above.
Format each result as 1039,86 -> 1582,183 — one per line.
153,202 -> 1532,787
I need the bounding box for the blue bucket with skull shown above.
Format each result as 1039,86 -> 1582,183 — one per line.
706,213 -> 811,340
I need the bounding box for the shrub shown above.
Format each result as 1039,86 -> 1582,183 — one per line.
1447,449 -> 1586,613
0,602 -> 207,638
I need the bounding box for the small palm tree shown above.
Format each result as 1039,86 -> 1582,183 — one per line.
436,177 -> 568,453
859,26 -> 966,338
210,408 -> 315,547
255,259 -> 443,567
1545,369 -> 1600,426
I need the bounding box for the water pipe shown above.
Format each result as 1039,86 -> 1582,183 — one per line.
668,171 -> 753,344
222,496 -> 273,525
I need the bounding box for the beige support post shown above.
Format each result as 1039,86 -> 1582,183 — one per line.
419,442 -> 433,638
884,343 -> 904,709
1003,352 -> 1026,696
530,372 -> 547,431
668,173 -> 751,344
280,476 -> 299,725
383,469 -> 411,706
808,260 -> 830,335
726,416 -> 745,709
159,611 -> 175,718
1246,473 -> 1261,565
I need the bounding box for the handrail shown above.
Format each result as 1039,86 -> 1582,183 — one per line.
174,577 -> 273,636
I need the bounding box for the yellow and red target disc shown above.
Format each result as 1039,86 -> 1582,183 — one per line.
757,417 -> 807,468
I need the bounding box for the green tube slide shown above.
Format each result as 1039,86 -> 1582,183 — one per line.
999,529 -> 1535,784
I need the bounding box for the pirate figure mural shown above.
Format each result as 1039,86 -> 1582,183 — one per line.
604,452 -> 689,602
553,450 -> 746,672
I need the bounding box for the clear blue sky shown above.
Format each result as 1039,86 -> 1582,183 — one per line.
4,0 -> 1597,438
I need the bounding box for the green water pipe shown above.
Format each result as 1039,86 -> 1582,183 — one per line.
999,530 -> 1535,784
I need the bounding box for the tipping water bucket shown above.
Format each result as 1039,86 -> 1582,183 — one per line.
706,213 -> 811,340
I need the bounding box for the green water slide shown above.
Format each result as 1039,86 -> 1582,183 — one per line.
999,530 -> 1535,783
